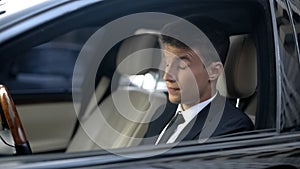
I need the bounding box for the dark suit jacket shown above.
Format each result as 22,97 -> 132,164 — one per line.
142,94 -> 254,144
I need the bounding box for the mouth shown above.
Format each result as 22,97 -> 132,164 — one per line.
167,86 -> 180,94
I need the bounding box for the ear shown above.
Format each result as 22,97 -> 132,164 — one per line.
208,61 -> 223,81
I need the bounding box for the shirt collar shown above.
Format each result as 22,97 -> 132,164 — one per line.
176,93 -> 218,124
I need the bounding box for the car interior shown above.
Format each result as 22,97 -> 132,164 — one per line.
66,32 -> 260,152
0,0 -> 277,155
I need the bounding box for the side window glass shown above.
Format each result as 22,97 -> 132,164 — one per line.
274,0 -> 300,132
116,33 -> 167,92
121,71 -> 167,91
1,28 -> 97,95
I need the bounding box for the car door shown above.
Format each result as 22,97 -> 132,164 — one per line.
0,0 -> 299,162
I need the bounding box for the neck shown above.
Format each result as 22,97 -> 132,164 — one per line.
181,88 -> 217,111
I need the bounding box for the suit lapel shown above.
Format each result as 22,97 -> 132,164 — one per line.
176,104 -> 210,141
175,94 -> 226,142
142,101 -> 177,144
143,94 -> 226,144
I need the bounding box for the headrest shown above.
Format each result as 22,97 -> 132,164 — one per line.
116,34 -> 159,75
218,34 -> 257,98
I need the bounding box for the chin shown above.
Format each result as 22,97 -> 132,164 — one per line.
168,96 -> 181,104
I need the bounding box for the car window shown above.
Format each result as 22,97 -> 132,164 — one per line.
274,0 -> 300,132
0,28 -> 97,95
0,0 -> 279,158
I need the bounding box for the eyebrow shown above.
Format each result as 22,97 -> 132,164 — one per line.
178,54 -> 192,61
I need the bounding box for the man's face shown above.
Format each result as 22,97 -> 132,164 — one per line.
163,44 -> 212,107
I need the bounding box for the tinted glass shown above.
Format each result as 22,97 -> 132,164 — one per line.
0,28 -> 96,94
274,0 -> 300,131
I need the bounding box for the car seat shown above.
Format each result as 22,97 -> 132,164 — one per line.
217,34 -> 257,124
67,34 -> 167,152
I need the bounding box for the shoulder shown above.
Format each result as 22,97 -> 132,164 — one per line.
224,99 -> 249,119
213,97 -> 255,136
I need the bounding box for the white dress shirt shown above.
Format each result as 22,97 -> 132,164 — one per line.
155,93 -> 217,144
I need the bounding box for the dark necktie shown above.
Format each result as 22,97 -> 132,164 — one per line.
157,112 -> 185,144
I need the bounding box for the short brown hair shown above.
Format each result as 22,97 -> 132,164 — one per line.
159,16 -> 229,65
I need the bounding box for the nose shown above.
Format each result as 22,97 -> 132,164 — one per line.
163,64 -> 176,82
163,72 -> 175,82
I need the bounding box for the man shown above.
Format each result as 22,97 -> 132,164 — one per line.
142,16 -> 254,145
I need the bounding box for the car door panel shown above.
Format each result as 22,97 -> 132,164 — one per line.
17,102 -> 77,153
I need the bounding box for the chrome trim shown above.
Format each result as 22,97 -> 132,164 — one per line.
270,0 -> 282,133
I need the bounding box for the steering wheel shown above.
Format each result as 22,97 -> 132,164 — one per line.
0,85 -> 32,155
